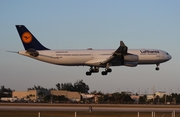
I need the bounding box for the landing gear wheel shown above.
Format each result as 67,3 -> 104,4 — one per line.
95,69 -> 99,73
86,71 -> 92,76
106,68 -> 112,73
101,71 -> 108,75
155,67 -> 159,71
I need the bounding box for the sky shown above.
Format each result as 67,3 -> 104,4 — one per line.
0,0 -> 180,94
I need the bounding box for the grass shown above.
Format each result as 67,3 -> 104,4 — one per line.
0,111 -> 179,117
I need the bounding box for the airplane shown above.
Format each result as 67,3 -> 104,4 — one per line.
14,25 -> 171,76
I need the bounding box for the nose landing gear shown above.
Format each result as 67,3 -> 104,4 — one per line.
155,63 -> 160,71
155,67 -> 159,71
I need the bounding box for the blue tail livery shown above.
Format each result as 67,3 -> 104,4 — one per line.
16,25 -> 49,50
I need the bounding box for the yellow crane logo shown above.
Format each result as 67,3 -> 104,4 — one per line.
22,32 -> 32,43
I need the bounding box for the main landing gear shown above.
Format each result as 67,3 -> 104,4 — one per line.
86,67 -> 112,76
155,63 -> 160,71
86,66 -> 99,76
101,63 -> 112,75
86,63 -> 112,76
101,68 -> 112,75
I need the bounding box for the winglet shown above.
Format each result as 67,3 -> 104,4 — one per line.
120,41 -> 126,47
114,41 -> 128,55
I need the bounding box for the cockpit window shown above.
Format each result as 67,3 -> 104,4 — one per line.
166,53 -> 169,55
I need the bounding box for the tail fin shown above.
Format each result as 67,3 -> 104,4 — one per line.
16,25 -> 49,50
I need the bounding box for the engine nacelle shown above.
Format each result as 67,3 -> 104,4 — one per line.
124,54 -> 138,62
124,61 -> 138,67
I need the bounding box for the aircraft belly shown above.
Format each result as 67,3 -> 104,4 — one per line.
33,56 -> 55,64
138,54 -> 160,64
55,56 -> 91,66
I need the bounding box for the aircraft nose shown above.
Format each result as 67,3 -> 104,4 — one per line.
162,52 -> 171,62
168,54 -> 172,60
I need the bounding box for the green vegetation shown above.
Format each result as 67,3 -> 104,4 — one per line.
0,86 -> 13,98
56,79 -> 89,93
27,80 -> 89,93
2,80 -> 180,105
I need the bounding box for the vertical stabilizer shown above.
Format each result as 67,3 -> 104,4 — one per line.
16,25 -> 49,50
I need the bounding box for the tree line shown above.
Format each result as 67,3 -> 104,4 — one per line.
27,80 -> 89,93
0,86 -> 13,98
1,80 -> 180,104
55,79 -> 89,93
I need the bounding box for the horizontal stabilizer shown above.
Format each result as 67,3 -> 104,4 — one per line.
6,51 -> 18,53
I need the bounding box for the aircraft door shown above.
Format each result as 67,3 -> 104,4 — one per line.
156,51 -> 160,59
51,51 -> 58,64
87,48 -> 94,59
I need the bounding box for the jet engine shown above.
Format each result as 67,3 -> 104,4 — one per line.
124,54 -> 138,62
123,61 -> 138,67
123,54 -> 139,67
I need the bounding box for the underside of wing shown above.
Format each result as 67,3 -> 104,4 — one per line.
85,58 -> 108,66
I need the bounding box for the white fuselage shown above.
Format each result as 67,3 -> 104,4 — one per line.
18,49 -> 171,67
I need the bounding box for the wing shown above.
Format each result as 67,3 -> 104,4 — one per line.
101,41 -> 128,65
85,41 -> 138,67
